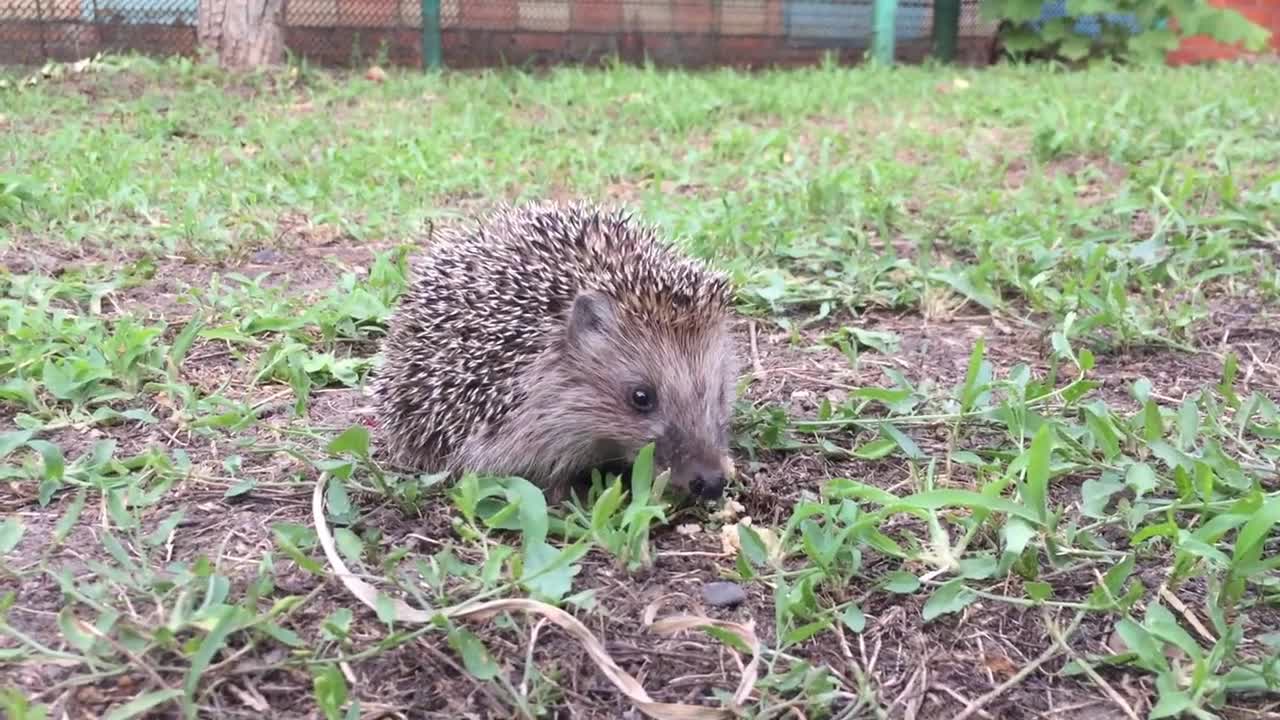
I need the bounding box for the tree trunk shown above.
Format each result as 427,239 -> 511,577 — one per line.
197,0 -> 285,69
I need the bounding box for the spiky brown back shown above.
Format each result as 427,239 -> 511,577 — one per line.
370,200 -> 735,475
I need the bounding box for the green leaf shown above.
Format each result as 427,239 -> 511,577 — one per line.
167,312 -> 205,375
883,571 -> 920,594
959,337 -> 988,412
520,540 -> 584,602
26,440 -> 65,483
1081,475 -> 1124,519
851,437 -> 897,460
53,489 -> 87,545
840,605 -> 866,633
1114,617 -> 1169,672
922,578 -> 977,622
144,509 -> 185,547
312,664 -> 348,720
1025,581 -> 1053,603
504,477 -> 549,549
895,489 -> 1042,524
334,528 -> 364,567
104,689 -> 183,720
326,425 -> 370,458
879,422 -> 925,460
1058,35 -> 1093,62
1023,423 -> 1053,524
0,518 -> 24,554
448,627 -> 499,680
783,620 -> 829,646
630,442 -> 656,505
1001,517 -> 1037,558
183,605 -> 243,716
1124,462 -> 1159,499
1232,496 -> 1280,568
737,523 -> 771,567
0,430 -> 34,458
223,478 -> 256,498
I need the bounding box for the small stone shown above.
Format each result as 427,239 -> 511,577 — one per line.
703,581 -> 747,608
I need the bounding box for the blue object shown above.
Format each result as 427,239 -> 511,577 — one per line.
82,0 -> 198,25
1029,0 -> 1157,38
785,1 -> 932,44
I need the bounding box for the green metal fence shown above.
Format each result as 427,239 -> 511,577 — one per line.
0,0 -> 1001,68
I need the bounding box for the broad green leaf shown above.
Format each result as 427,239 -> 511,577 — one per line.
334,528 -> 364,567
104,689 -> 183,720
448,627 -> 499,680
0,430 -> 33,458
1025,581 -> 1053,602
1232,497 -> 1280,567
326,425 -> 370,458
1081,475 -> 1124,519
0,518 -> 24,554
852,437 -> 897,460
26,440 -> 64,483
312,664 -> 348,720
223,478 -> 256,498
737,523 -> 771,567
520,540 -> 585,602
505,477 -> 549,549
1124,463 -> 1159,499
1001,517 -> 1037,557
883,571 -> 920,594
840,605 -> 866,633
922,579 -> 977,622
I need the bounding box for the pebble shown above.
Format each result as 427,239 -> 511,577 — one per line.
250,249 -> 282,264
703,581 -> 747,608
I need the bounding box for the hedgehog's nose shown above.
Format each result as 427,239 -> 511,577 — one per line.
690,470 -> 726,500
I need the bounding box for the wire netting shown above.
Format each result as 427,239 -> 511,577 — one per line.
2,0 -> 1001,68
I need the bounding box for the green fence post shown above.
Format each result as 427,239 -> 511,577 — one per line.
871,0 -> 897,65
932,0 -> 960,62
421,0 -> 442,70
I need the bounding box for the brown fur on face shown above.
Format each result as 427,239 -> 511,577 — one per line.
454,288 -> 738,502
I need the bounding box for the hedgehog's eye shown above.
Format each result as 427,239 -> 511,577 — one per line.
629,386 -> 657,413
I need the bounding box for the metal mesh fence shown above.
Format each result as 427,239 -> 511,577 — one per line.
1,0 -> 1001,68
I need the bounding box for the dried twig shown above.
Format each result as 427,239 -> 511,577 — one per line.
952,610 -> 1085,720
1042,608 -> 1140,720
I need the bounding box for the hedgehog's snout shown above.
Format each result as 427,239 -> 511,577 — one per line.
666,450 -> 734,501
687,463 -> 727,500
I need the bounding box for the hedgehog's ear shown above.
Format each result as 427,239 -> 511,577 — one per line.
567,289 -> 616,351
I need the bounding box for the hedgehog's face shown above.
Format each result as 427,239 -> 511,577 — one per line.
565,289 -> 738,502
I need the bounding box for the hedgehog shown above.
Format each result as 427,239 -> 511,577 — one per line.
369,200 -> 740,503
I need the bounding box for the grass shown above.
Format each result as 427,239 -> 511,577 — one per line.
2,51 -> 1280,719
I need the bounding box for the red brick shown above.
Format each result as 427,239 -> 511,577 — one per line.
512,30 -> 566,52
461,2 -> 516,30
672,0 -> 713,34
716,35 -> 773,64
571,0 -> 621,32
339,0 -> 400,27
